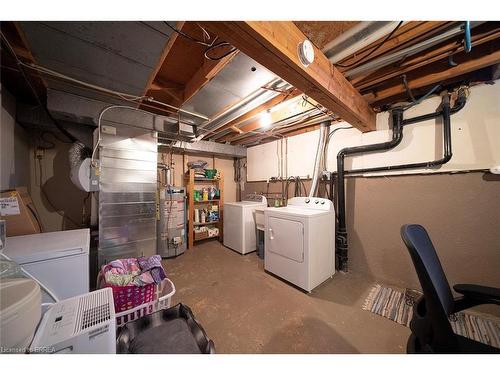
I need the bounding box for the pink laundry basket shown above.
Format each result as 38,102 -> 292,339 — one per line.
97,272 -> 156,313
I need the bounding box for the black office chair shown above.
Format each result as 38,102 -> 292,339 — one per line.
401,224 -> 500,353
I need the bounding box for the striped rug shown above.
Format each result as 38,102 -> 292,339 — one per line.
362,284 -> 500,348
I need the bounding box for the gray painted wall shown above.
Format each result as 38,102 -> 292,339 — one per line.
1,86 -> 31,191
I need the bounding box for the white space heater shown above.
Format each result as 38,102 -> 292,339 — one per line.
30,288 -> 116,354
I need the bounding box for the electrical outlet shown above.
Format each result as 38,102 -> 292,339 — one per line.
35,148 -> 44,159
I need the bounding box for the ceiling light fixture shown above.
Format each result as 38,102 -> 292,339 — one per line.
260,109 -> 273,129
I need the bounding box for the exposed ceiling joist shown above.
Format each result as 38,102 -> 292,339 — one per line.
210,87 -> 300,139
201,21 -> 376,132
335,21 -> 451,74
355,27 -> 500,91
366,45 -> 500,104
232,112 -> 330,146
141,21 -> 185,103
222,96 -> 319,143
142,21 -> 239,112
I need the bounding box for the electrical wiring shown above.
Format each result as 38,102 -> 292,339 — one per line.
163,21 -> 214,46
334,21 -> 404,69
163,22 -> 238,62
396,83 -> 442,111
204,41 -> 238,61
402,74 -> 416,102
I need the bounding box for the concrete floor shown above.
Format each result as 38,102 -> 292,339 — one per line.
163,240 -> 410,354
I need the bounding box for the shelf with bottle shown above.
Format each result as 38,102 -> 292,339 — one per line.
187,169 -> 224,248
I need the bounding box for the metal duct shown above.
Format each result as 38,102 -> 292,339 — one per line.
323,21 -> 399,63
197,78 -> 291,139
345,22 -> 484,78
309,121 -> 330,197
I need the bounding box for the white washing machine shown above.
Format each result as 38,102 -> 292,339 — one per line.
223,194 -> 267,254
264,197 -> 335,292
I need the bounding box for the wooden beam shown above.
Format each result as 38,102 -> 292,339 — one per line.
366,47 -> 500,104
141,22 -> 186,99
149,77 -> 184,102
183,50 -> 239,103
201,21 -> 376,132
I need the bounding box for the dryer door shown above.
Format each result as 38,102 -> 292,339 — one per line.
267,217 -> 304,262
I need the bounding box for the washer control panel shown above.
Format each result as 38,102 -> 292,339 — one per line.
287,197 -> 333,211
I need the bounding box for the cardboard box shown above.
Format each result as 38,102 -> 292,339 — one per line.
0,187 -> 42,237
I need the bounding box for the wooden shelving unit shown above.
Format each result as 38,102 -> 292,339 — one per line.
186,169 -> 224,248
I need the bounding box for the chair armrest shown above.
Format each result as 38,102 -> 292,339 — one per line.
454,284 -> 500,301
452,284 -> 500,312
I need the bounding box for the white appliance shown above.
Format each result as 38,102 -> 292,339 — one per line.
264,197 -> 335,292
4,229 -> 90,303
223,194 -> 267,255
0,278 -> 41,351
30,288 -> 116,354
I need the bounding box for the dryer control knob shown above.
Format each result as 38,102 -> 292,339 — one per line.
305,198 -> 310,203
315,200 -> 319,204
321,201 -> 325,204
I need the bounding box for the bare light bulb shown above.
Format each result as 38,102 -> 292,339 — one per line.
260,110 -> 272,129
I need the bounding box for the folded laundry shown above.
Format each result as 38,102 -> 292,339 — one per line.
137,255 -> 167,284
102,255 -> 167,287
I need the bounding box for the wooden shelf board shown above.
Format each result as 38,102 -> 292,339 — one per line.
193,221 -> 219,226
193,234 -> 220,242
184,176 -> 221,182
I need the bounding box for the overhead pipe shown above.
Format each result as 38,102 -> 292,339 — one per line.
323,22 -> 400,63
344,22 -> 484,78
335,88 -> 467,271
309,121 -> 330,197
463,21 -> 472,53
196,78 -> 290,139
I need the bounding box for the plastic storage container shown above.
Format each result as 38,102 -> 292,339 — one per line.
97,273 -> 176,327
116,303 -> 215,354
0,278 -> 41,350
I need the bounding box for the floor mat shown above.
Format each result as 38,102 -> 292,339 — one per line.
362,284 -> 500,348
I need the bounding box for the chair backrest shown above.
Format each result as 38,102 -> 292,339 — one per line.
400,224 -> 454,315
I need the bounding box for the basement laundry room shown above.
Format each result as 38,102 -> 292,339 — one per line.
1,4 -> 500,367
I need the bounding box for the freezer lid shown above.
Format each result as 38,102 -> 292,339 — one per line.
4,229 -> 90,264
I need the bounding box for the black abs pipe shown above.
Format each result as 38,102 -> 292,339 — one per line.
335,89 -> 467,271
335,110 -> 404,271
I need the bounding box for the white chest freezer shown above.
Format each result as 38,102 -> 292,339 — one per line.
4,229 -> 90,303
